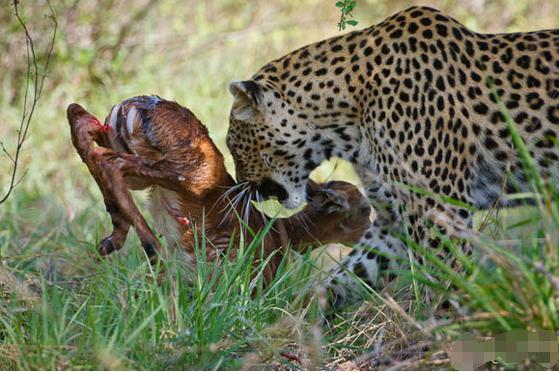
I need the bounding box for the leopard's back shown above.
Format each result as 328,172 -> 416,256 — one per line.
233,6 -> 559,209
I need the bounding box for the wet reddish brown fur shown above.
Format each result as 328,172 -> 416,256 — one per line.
67,96 -> 370,284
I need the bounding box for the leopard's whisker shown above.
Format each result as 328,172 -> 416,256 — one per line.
214,181 -> 248,212
219,183 -> 249,225
295,211 -> 318,243
255,191 -> 270,228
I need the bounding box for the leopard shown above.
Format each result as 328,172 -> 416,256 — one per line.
226,6 -> 559,307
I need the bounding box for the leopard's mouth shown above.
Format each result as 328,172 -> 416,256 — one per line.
253,177 -> 288,202
250,177 -> 307,210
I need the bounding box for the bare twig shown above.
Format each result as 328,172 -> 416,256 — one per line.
0,1 -> 57,205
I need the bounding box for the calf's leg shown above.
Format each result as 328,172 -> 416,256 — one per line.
89,148 -> 162,259
67,103 -> 160,260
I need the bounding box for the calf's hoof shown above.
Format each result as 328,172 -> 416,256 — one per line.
98,236 -> 121,256
140,240 -> 161,264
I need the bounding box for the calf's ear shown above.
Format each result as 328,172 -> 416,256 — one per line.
310,188 -> 350,214
229,80 -> 263,121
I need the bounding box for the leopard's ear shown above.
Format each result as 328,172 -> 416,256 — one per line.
229,80 -> 263,121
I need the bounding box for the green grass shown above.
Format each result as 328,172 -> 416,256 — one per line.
0,216 -> 326,369
2,1 -> 559,370
405,92 -> 559,354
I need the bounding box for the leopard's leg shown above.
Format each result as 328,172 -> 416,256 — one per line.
402,196 -> 476,310
324,221 -> 407,308
323,184 -> 474,310
320,168 -> 409,308
404,196 -> 475,263
362,173 -> 402,230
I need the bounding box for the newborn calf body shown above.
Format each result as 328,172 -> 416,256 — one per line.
67,96 -> 370,284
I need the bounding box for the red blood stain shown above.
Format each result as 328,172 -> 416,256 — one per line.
177,217 -> 190,226
88,117 -> 111,133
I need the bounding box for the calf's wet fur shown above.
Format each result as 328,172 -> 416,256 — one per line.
67,96 -> 371,284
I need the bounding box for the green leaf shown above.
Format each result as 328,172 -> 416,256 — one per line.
346,19 -> 358,26
335,1 -> 344,8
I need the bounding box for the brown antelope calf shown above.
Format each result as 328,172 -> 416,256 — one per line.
67,96 -> 370,284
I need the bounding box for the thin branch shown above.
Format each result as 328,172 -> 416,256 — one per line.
0,0 -> 58,205
0,141 -> 16,163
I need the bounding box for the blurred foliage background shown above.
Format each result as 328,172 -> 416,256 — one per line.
1,0 -> 558,252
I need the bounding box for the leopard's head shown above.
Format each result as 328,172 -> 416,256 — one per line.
227,80 -> 321,209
